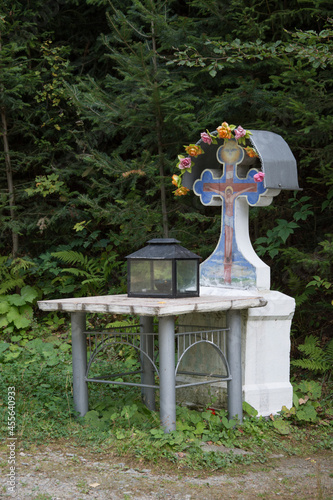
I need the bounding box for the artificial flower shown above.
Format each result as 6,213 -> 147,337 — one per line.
184,144 -> 203,157
172,174 -> 180,187
174,186 -> 190,196
254,172 -> 265,182
245,146 -> 259,158
217,122 -> 232,139
178,157 -> 192,169
234,125 -> 246,140
200,132 -> 212,144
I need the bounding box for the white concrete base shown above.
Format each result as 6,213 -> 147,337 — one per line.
176,287 -> 295,417
243,289 -> 294,416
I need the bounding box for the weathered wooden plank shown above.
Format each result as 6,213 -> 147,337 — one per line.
38,294 -> 267,316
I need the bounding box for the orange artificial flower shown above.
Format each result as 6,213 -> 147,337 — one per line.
172,174 -> 180,187
174,186 -> 190,196
217,122 -> 232,139
245,146 -> 259,158
184,144 -> 203,157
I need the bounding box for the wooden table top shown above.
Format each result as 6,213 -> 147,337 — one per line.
38,293 -> 267,317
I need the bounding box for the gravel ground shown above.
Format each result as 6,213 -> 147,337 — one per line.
1,443 -> 332,500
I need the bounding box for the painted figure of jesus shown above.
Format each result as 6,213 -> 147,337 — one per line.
203,140 -> 257,284
204,183 -> 257,283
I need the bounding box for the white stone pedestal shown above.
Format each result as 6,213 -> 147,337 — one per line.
176,287 -> 295,416
243,289 -> 294,416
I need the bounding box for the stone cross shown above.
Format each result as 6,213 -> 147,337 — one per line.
193,139 -> 268,288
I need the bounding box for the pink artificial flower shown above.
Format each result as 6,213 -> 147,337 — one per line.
254,172 -> 265,182
179,157 -> 192,169
200,132 -> 212,145
234,125 -> 247,140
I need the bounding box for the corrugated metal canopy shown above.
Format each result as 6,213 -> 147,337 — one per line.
249,130 -> 300,190
182,130 -> 300,191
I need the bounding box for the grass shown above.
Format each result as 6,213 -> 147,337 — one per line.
0,320 -> 332,472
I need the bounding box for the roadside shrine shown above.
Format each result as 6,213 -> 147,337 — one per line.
174,124 -> 301,415
38,123 -> 301,431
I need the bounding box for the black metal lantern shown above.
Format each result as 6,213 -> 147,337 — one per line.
126,238 -> 201,298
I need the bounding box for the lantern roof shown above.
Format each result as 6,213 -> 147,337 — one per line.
126,238 -> 201,260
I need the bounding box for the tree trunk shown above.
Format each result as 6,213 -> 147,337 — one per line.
151,21 -> 169,238
1,107 -> 19,256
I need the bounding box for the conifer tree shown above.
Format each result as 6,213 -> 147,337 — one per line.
70,0 -> 204,242
0,1 -> 82,256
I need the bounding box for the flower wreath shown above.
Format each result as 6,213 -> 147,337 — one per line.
172,121 -> 264,196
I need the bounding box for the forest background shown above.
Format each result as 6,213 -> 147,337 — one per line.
0,0 -> 332,365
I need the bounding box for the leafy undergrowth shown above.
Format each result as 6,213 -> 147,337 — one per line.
0,329 -> 332,472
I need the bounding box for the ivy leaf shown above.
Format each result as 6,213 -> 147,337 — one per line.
21,285 -> 39,303
7,294 -> 26,306
298,380 -> 321,399
0,342 -> 9,355
6,307 -> 31,329
0,316 -> 9,328
83,410 -> 100,424
195,421 -> 206,435
296,405 -> 318,422
0,301 -> 10,314
273,420 -> 291,435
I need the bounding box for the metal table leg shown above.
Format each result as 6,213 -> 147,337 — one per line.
158,316 -> 176,433
71,312 -> 88,417
140,316 -> 156,411
227,310 -> 243,423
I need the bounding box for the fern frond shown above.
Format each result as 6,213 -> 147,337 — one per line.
11,257 -> 36,273
52,251 -> 88,267
298,335 -> 324,362
81,278 -> 104,286
295,291 -> 312,307
61,268 -> 91,279
0,278 -> 25,295
291,358 -> 330,373
0,256 -> 10,272
292,335 -> 332,375
324,339 -> 333,365
84,260 -> 100,276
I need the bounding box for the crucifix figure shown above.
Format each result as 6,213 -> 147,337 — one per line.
194,139 -> 267,287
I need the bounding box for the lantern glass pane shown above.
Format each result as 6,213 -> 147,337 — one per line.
176,260 -> 197,293
129,259 -> 173,295
129,260 -> 152,293
152,260 -> 172,295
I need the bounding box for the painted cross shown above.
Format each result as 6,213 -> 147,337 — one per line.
194,139 -> 268,288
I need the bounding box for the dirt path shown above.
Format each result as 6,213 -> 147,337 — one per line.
1,444 -> 332,500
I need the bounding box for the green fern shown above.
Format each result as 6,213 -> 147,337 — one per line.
0,257 -> 36,294
0,278 -> 25,295
51,250 -> 90,268
291,335 -> 333,375
51,250 -> 120,296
